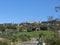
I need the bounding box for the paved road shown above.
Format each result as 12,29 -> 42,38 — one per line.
16,38 -> 38,45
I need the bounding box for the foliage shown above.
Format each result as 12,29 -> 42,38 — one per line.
45,36 -> 56,45
40,26 -> 48,30
0,25 -> 5,32
55,36 -> 60,45
44,34 -> 60,45
19,34 -> 31,42
11,34 -> 19,42
0,41 -> 8,45
16,31 -> 54,38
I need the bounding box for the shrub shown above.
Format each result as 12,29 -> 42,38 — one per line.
40,26 -> 48,30
0,41 -> 8,45
11,34 -> 19,42
44,32 -> 56,45
45,36 -> 60,45
19,34 -> 31,42
45,37 -> 56,45
55,36 -> 60,45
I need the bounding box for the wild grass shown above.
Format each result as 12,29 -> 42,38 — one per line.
14,30 -> 54,38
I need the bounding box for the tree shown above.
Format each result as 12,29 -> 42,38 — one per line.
55,6 -> 60,12
0,24 -> 5,32
48,16 -> 59,37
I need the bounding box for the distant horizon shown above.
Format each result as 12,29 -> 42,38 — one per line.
0,20 -> 46,24
0,0 -> 60,23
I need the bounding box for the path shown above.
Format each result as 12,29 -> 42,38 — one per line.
16,38 -> 38,45
58,30 -> 60,35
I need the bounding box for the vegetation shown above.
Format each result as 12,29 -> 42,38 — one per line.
14,31 -> 54,38
0,19 -> 60,45
0,41 -> 8,45
19,34 -> 31,42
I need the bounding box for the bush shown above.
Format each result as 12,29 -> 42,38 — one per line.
45,37 -> 56,45
40,26 -> 48,30
11,34 -> 19,42
45,36 -> 60,45
44,32 -> 56,45
19,34 -> 31,42
55,36 -> 60,45
0,41 -> 8,45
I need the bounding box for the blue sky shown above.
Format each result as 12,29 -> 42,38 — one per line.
0,0 -> 60,23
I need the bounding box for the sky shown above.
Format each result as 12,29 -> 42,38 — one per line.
0,0 -> 60,23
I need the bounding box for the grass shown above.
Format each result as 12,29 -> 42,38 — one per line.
14,30 -> 54,38
0,30 -> 55,45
